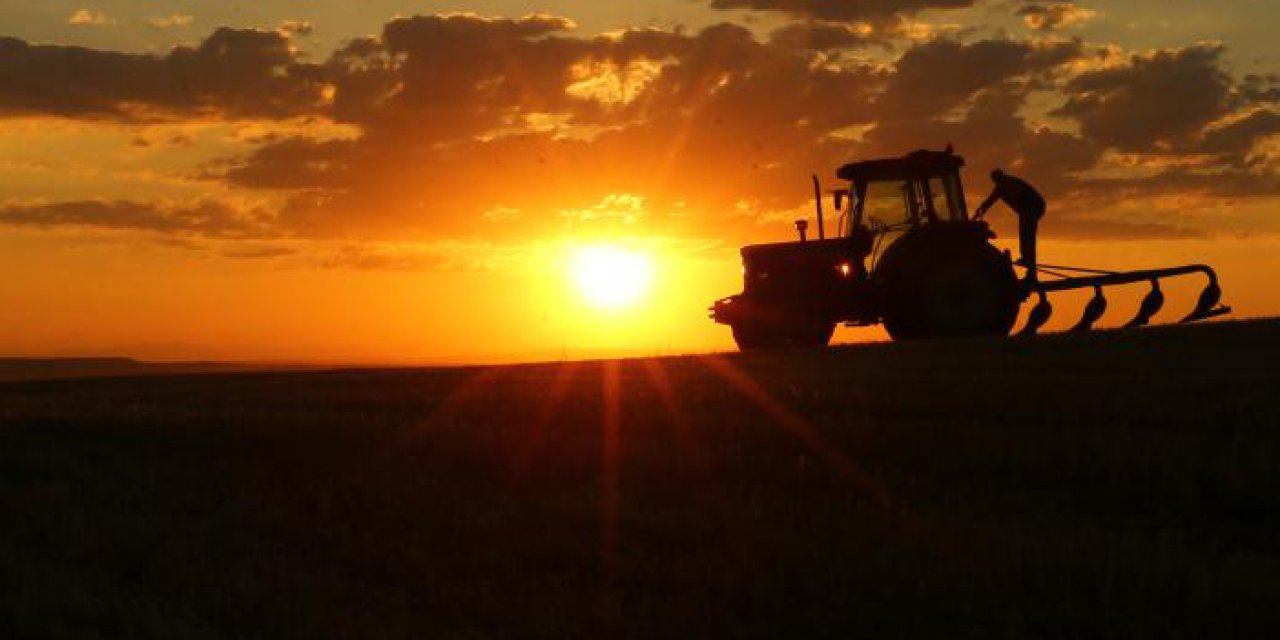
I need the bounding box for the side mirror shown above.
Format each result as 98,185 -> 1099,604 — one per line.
834,190 -> 845,211
794,219 -> 809,242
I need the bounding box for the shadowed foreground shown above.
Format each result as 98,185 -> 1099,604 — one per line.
2,321 -> 1278,638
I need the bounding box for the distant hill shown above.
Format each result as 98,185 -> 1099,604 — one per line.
0,357 -> 269,382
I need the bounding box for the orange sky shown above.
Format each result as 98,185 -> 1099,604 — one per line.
0,2 -> 1276,363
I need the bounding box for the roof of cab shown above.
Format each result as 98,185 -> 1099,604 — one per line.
836,148 -> 965,182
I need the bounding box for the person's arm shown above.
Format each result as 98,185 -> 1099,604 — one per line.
974,187 -> 1002,219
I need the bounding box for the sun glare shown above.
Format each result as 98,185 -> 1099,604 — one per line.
570,244 -> 655,312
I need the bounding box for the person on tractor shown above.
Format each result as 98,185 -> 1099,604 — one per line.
973,169 -> 1045,282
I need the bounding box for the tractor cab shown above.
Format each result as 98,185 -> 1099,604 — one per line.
837,148 -> 971,252
837,148 -> 969,222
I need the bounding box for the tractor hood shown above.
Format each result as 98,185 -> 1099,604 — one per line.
740,237 -> 858,297
741,237 -> 852,263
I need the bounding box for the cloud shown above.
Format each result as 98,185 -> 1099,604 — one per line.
219,17 -> 893,239
1068,166 -> 1280,200
1198,109 -> 1280,157
316,241 -> 526,272
144,14 -> 195,29
0,28 -> 329,121
68,9 -> 115,26
1241,73 -> 1280,103
219,244 -> 297,259
226,16 -> 1276,242
3,14 -> 1275,245
1017,3 -> 1099,31
768,21 -> 881,51
280,20 -> 314,36
1054,45 -> 1233,152
703,0 -> 975,22
1045,218 -> 1204,240
223,137 -> 354,189
314,13 -> 593,140
877,37 -> 1083,119
0,200 -> 269,237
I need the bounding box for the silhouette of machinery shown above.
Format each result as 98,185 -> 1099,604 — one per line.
709,147 -> 1231,350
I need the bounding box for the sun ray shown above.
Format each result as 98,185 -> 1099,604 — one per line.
511,359 -> 579,475
598,358 -> 622,627
696,354 -> 890,507
639,357 -> 710,478
405,366 -> 505,438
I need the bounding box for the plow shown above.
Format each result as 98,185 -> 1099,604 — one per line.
709,147 -> 1230,350
1018,263 -> 1230,336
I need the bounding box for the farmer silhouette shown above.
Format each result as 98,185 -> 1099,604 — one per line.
974,169 -> 1045,280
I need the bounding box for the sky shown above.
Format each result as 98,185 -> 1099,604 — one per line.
0,0 -> 1276,363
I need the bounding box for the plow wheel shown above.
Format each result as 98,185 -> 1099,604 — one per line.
878,227 -> 1021,340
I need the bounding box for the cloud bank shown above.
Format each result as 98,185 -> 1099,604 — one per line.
0,11 -> 1275,251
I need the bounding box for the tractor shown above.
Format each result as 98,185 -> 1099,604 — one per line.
709,147 -> 1230,350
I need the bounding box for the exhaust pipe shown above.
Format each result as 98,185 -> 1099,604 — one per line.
794,219 -> 809,242
812,175 -> 825,240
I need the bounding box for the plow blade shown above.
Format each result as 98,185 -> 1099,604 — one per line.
1181,281 -> 1228,323
1069,286 -> 1108,333
1123,280 -> 1165,329
1018,290 -> 1053,337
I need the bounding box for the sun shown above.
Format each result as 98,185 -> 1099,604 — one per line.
569,244 -> 655,312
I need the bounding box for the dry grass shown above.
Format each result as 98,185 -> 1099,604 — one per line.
1,320 -> 1278,638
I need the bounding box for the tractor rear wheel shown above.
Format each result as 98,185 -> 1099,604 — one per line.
877,226 -> 1020,340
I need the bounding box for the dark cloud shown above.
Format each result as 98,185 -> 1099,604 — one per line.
1054,45 -> 1234,152
323,14 -> 608,139
878,38 -> 1083,119
767,22 -> 882,51
315,243 -> 522,272
0,200 -> 268,237
227,16 -> 1280,243
1241,73 -> 1280,103
224,137 -> 355,189
1068,167 -> 1280,201
225,19 -> 887,239
1198,109 -> 1280,157
220,245 -> 298,259
320,245 -> 449,271
1045,218 -> 1204,241
0,28 -> 328,120
704,0 -> 974,22
3,14 -> 1275,244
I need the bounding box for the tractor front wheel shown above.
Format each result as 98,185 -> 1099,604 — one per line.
731,317 -> 835,350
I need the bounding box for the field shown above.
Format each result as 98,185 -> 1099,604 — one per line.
2,320 -> 1278,638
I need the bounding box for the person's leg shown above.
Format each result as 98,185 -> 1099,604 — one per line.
1019,213 -> 1039,275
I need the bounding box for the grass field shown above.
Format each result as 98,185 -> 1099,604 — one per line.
2,320 -> 1278,638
